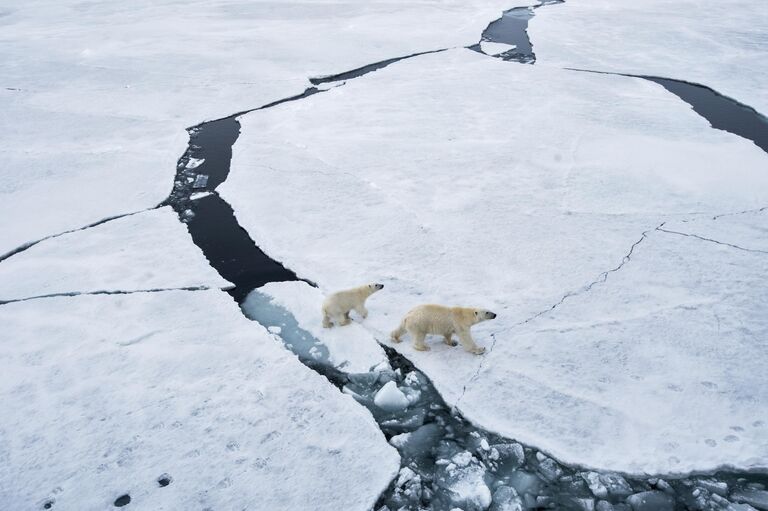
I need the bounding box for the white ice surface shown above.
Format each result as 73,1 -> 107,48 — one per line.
0,0 -> 529,257
530,0 -> 768,114
374,381 -> 410,412
244,281 -> 388,373
662,209 -> 768,254
0,290 -> 399,510
0,207 -> 230,302
480,41 -> 517,56
222,49 -> 768,473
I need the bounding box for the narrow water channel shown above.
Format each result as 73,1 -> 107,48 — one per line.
161,1 -> 768,508
164,97 -> 767,511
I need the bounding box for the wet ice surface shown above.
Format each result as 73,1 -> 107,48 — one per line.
239,285 -> 768,511
223,48 -> 768,474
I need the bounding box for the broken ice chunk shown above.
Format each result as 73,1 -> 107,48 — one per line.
490,486 -> 523,511
508,470 -> 541,497
435,457 -> 491,511
535,453 -> 563,481
731,488 -> 768,510
626,491 -> 674,511
267,326 -> 282,334
185,157 -> 205,170
374,381 -> 410,412
582,471 -> 608,498
192,174 -> 209,189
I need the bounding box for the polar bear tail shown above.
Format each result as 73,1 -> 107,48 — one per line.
391,320 -> 407,342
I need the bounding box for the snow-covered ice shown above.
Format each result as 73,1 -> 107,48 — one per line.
374,381 -> 411,412
0,289 -> 398,510
530,0 -> 768,114
0,0 -> 528,257
0,207 -> 230,302
222,49 -> 768,473
241,281 -> 388,373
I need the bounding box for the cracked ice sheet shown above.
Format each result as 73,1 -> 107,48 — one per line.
0,290 -> 398,511
530,0 -> 768,114
465,229 -> 768,475
222,49 -> 768,473
0,0 -> 526,256
663,209 -> 768,253
247,281 -> 389,373
0,207 -> 230,302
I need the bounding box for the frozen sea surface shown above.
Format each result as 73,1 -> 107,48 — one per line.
0,0 -> 524,257
530,0 -> 768,114
0,290 -> 398,510
222,49 -> 768,474
0,207 -> 230,302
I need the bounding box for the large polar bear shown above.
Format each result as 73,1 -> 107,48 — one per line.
391,304 -> 497,354
322,283 -> 384,328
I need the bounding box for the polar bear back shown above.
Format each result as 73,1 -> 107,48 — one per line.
404,304 -> 477,335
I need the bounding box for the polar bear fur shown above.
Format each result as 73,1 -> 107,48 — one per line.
322,283 -> 384,328
391,304 -> 497,354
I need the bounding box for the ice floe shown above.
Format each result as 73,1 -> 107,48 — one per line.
0,289 -> 398,510
530,0 -> 768,114
0,207 -> 230,302
222,49 -> 768,473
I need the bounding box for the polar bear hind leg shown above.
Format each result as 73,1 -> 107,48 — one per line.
411,329 -> 430,351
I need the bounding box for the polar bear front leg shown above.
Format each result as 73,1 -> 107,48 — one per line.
337,311 -> 351,326
411,331 -> 430,351
443,334 -> 458,347
458,329 -> 485,355
322,310 -> 333,328
354,304 -> 368,319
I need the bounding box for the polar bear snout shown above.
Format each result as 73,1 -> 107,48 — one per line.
475,310 -> 497,321
371,283 -> 384,291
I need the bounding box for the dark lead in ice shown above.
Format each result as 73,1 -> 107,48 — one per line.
643,76 -> 768,154
162,2 -> 768,508
472,0 -> 564,64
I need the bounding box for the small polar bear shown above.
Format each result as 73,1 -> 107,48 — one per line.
322,283 -> 384,328
391,304 -> 497,355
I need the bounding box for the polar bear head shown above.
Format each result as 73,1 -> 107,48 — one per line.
367,283 -> 384,293
473,309 -> 497,323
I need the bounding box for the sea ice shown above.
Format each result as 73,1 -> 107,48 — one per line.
374,381 -> 410,412
0,290 -> 398,510
243,281 -> 388,373
0,207 -> 230,301
1,0 -> 528,256
222,49 -> 768,473
530,0 -> 768,114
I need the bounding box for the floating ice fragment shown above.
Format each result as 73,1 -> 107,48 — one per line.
626,491 -> 674,511
582,471 -> 609,498
267,326 -> 282,334
192,174 -> 208,189
732,489 -> 768,511
490,485 -> 523,511
374,381 -> 410,412
185,157 -> 205,170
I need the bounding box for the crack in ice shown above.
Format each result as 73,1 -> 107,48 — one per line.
0,207 -> 160,264
454,223 -> 662,409
0,285 -> 215,306
657,227 -> 768,255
